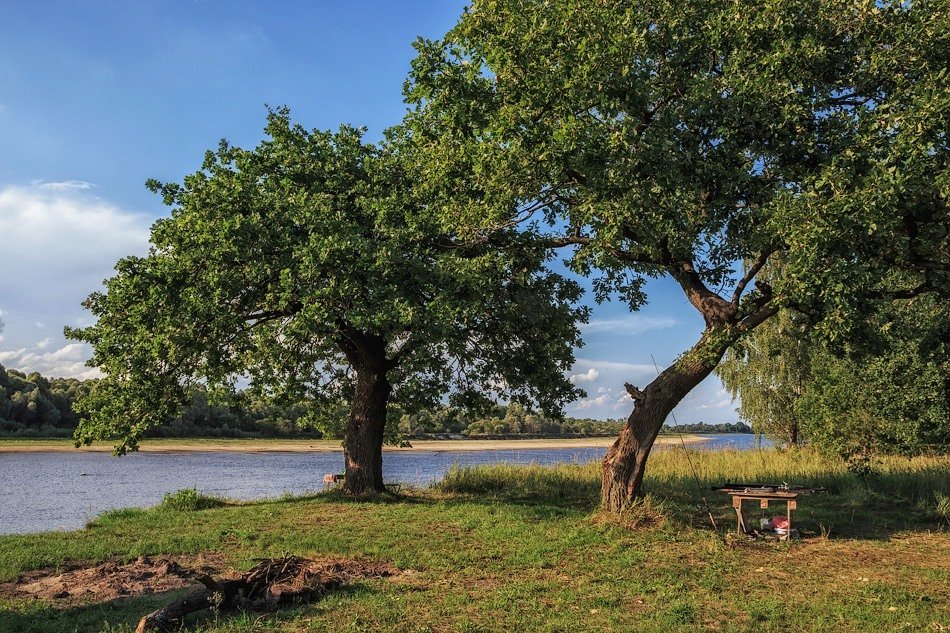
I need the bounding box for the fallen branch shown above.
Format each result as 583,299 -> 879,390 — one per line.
136,556 -> 396,632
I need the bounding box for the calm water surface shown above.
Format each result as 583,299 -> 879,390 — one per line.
0,434 -> 768,534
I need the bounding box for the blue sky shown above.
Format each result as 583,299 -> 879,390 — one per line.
0,1 -> 737,423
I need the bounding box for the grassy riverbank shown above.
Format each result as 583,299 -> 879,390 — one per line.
1,448 -> 948,632
0,435 -> 705,453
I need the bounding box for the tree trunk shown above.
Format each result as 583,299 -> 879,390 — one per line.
601,328 -> 734,513
342,365 -> 391,495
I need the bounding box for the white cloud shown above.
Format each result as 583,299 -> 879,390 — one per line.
35,179 -> 95,191
572,394 -> 610,410
571,358 -> 656,374
564,364 -> 741,423
0,182 -> 152,376
568,367 -> 600,384
698,398 -> 734,411
0,343 -> 102,379
0,181 -> 151,318
581,315 -> 677,335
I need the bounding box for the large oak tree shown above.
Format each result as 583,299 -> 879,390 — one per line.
68,111 -> 586,495
404,0 -> 948,511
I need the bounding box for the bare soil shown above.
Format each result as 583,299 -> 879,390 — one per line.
0,553 -> 227,604
0,553 -> 402,609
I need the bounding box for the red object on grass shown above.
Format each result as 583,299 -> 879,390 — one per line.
771,516 -> 790,530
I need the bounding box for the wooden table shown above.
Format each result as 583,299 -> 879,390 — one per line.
712,484 -> 823,539
728,489 -> 800,536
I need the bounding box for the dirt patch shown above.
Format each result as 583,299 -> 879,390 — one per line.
0,553 -> 227,603
0,553 -> 401,610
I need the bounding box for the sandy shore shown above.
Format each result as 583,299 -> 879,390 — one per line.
0,435 -> 705,454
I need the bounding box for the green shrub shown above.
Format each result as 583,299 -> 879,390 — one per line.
158,488 -> 227,511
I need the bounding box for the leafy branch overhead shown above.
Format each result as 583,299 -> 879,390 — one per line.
404,0 -> 947,328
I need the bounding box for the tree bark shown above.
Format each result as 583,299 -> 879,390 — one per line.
601,328 -> 734,513
332,323 -> 394,496
342,364 -> 391,495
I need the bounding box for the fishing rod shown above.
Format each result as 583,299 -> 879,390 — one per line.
650,354 -> 718,531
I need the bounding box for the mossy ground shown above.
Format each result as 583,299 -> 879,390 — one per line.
1,448 -> 947,632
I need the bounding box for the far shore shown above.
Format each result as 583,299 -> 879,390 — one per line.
0,435 -> 708,454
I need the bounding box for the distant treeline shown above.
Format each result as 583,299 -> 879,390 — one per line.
0,365 -> 745,440
0,368 -> 93,438
659,421 -> 752,435
0,365 -> 320,440
398,403 -> 625,437
398,405 -> 749,437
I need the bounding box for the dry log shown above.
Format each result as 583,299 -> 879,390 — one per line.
134,577 -> 245,633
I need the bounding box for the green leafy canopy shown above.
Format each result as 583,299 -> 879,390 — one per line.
403,0 -> 948,333
68,109 -> 587,453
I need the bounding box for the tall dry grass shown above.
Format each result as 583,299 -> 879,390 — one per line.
437,447 -> 950,533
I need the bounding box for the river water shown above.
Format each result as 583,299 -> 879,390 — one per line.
0,434 -> 768,535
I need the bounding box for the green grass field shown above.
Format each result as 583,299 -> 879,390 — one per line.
1,448 -> 948,632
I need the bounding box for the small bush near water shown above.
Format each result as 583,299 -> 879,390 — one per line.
157,488 -> 228,512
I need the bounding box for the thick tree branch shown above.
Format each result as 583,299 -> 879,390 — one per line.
385,334 -> 424,370
668,259 -> 735,326
731,251 -> 772,307
334,321 -> 387,372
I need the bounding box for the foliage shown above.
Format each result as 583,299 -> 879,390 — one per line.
402,0 -> 948,504
658,421 -> 752,435
720,294 -> 949,456
157,488 -> 228,512
400,402 -> 626,437
718,303 -> 811,445
0,368 -> 329,440
0,365 -> 94,438
0,365 -> 740,441
66,109 -> 585,455
405,0 -> 946,321
797,294 -> 950,457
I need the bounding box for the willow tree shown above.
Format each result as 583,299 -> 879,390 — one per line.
725,292 -> 950,457
405,0 -> 948,511
717,307 -> 812,446
68,110 -> 585,495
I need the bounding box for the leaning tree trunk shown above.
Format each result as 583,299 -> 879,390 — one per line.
601,327 -> 735,513
341,365 -> 391,495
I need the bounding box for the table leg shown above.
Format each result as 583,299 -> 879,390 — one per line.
733,497 -> 746,534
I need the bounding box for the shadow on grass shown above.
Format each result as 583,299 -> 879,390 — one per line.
0,583 -> 372,633
434,462 -> 602,513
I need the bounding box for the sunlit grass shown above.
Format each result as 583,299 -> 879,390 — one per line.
439,448 -> 950,530
1,448 -> 948,632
